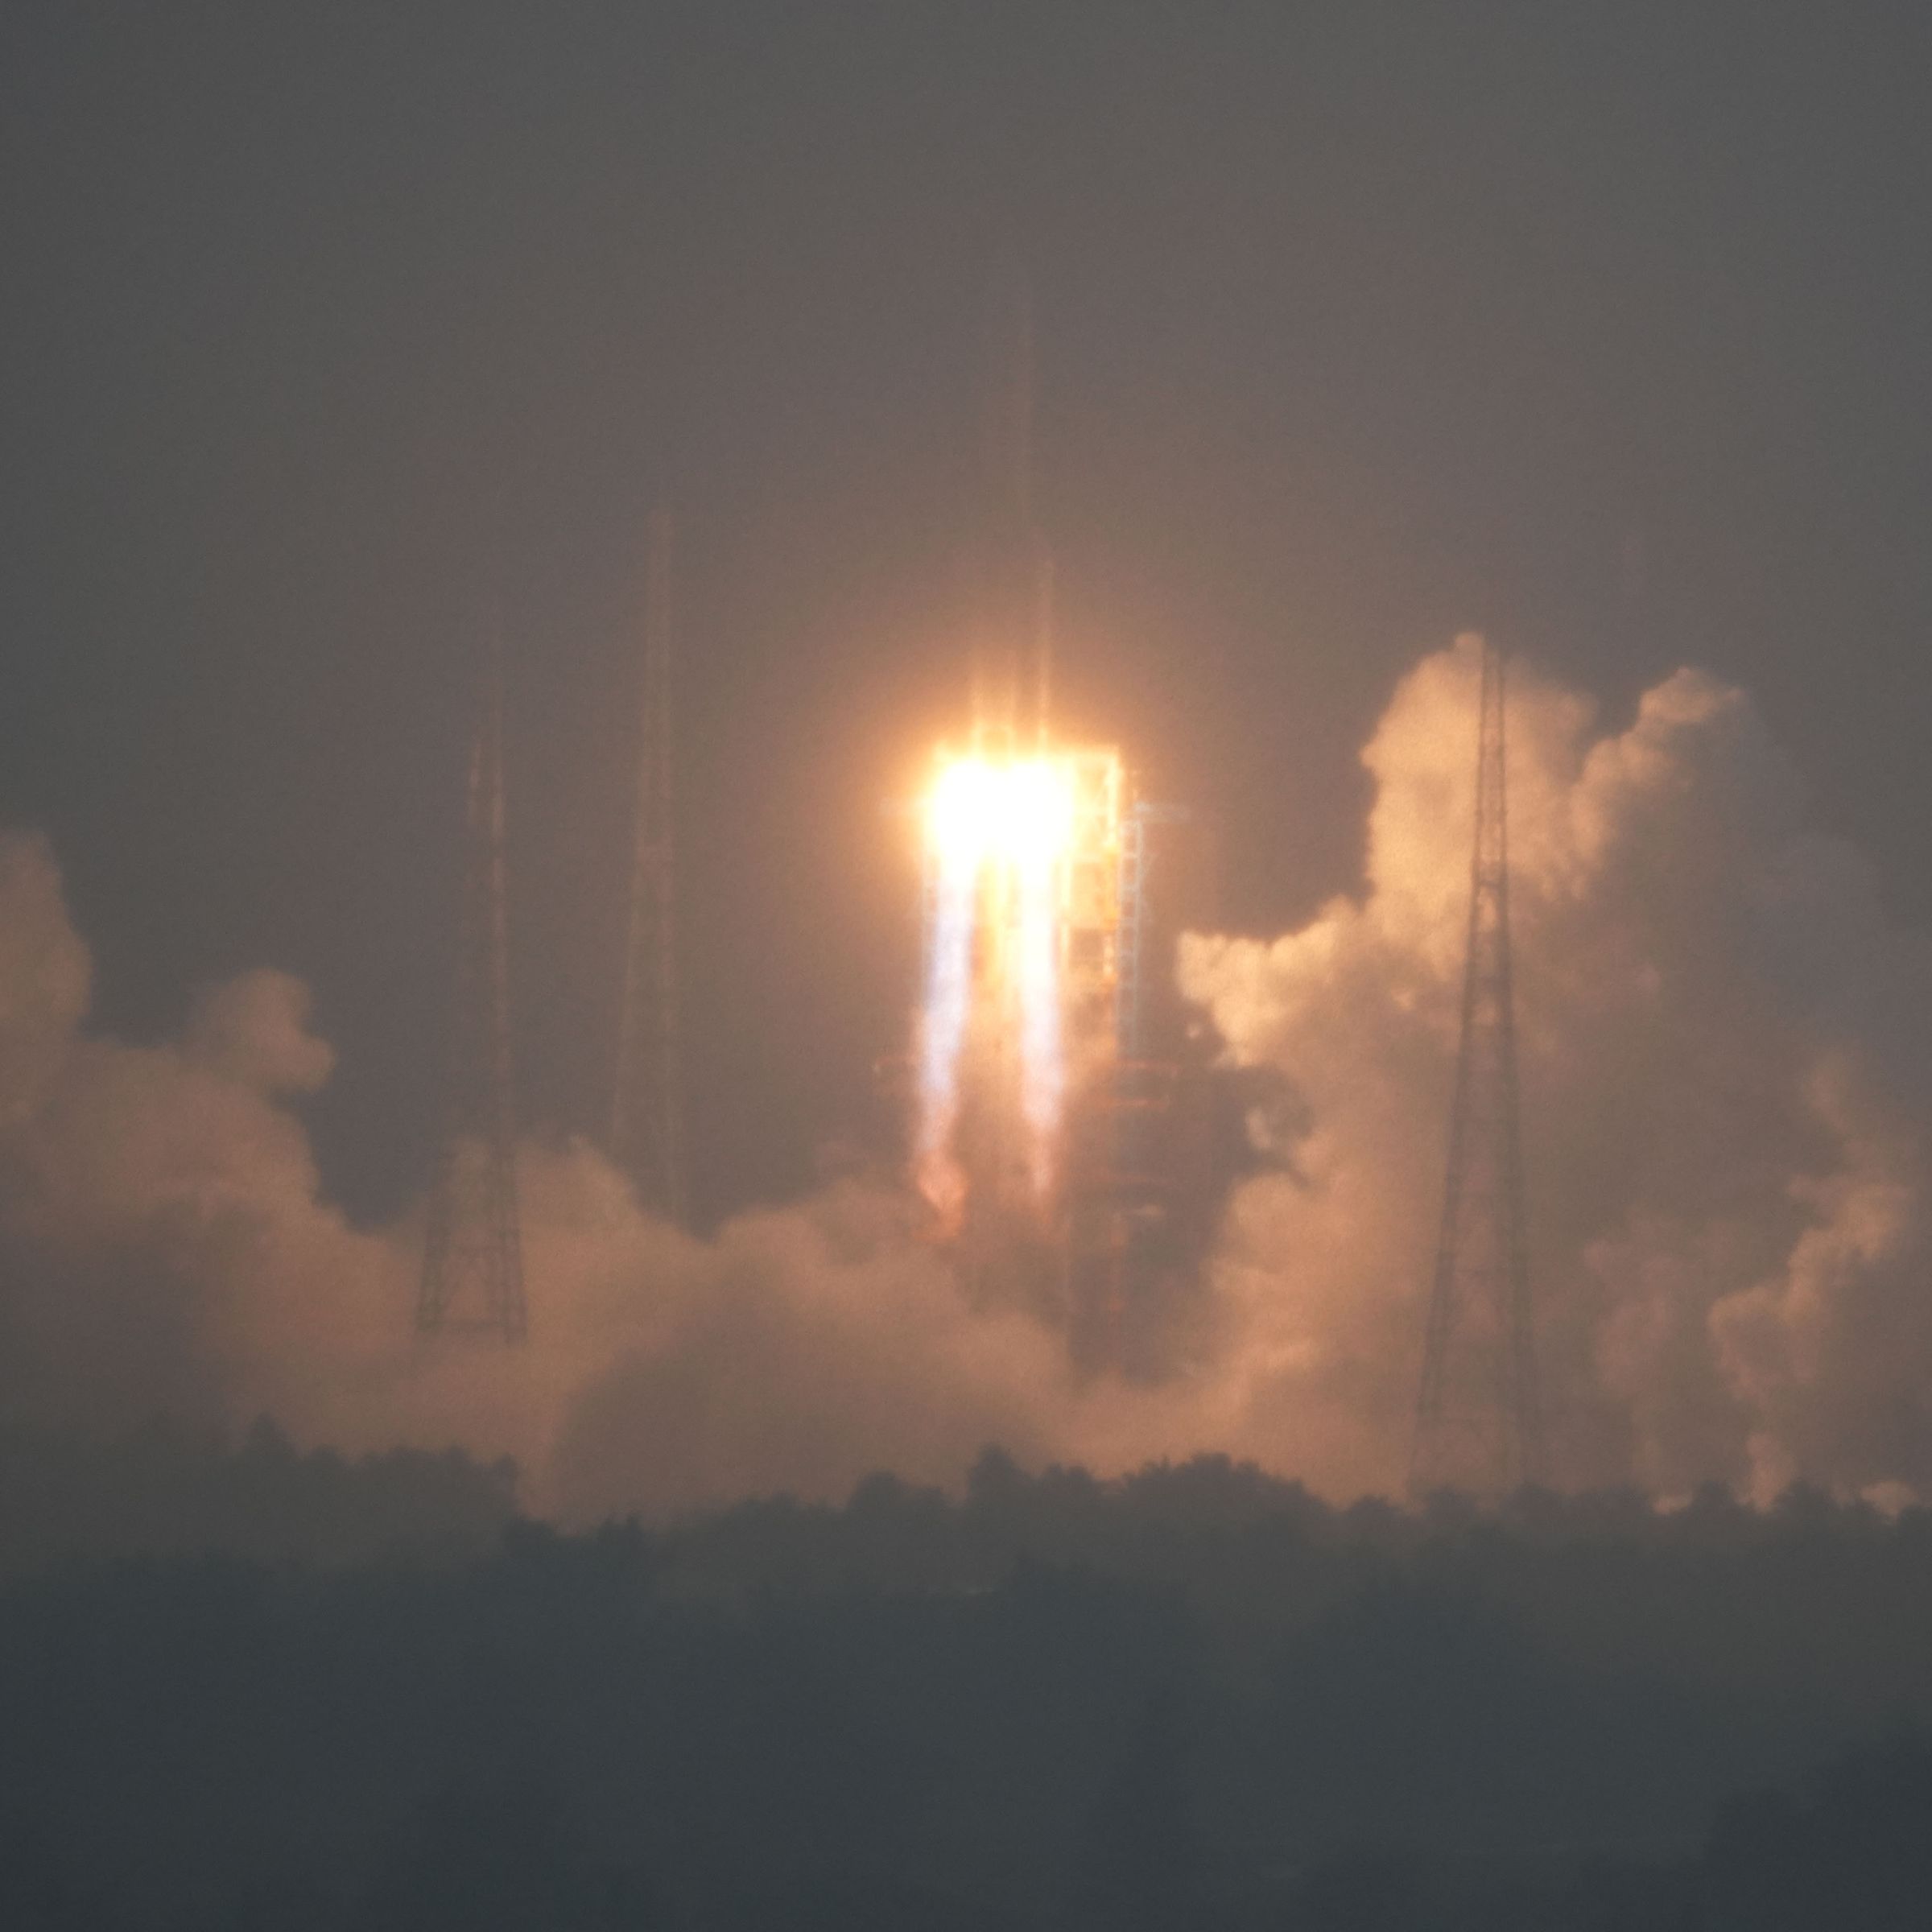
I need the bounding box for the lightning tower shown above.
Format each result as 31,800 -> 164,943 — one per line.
609,505 -> 688,1221
418,633 -> 528,1342
981,261 -> 1055,745
1412,634 -> 1542,1492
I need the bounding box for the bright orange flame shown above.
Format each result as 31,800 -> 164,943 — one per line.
926,753 -> 1075,870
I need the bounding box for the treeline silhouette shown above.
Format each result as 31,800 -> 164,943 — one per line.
0,1419 -> 517,1575
3,1439 -> 1931,1927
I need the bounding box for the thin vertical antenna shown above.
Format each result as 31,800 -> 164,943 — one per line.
419,623 -> 527,1342
1033,534 -> 1055,750
968,643 -> 987,753
1411,634 -> 1542,1492
983,258 -> 1034,530
983,261 -> 1054,748
610,503 -> 689,1223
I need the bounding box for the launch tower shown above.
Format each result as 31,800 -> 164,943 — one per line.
418,637 -> 528,1342
1411,634 -> 1542,1492
906,266 -> 1202,1364
912,733 -> 1187,1365
609,505 -> 689,1222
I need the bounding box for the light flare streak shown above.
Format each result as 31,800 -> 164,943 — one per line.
1014,844 -> 1063,1198
916,835 -> 979,1222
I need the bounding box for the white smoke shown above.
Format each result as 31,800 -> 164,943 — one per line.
0,834 -> 1074,1515
1181,639 -> 1932,1502
1,638 -> 1929,1513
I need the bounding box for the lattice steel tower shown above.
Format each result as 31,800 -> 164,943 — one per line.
609,505 -> 688,1221
418,636 -> 527,1342
1412,634 -> 1542,1492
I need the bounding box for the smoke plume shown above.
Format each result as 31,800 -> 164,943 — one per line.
2,638 -> 1930,1513
1181,639 -> 1932,1503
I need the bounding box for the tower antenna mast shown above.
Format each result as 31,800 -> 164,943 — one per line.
609,503 -> 689,1222
1412,634 -> 1542,1492
982,262 -> 1054,749
418,622 -> 527,1342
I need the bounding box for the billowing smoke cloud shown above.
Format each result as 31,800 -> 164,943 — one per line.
3,638 -> 1930,1514
1182,639 -> 1932,1504
0,832 -> 1075,1516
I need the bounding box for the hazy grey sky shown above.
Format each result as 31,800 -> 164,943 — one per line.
4,3 -> 1930,1223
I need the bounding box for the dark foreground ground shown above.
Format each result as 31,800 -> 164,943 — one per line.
2,1425 -> 1930,1929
